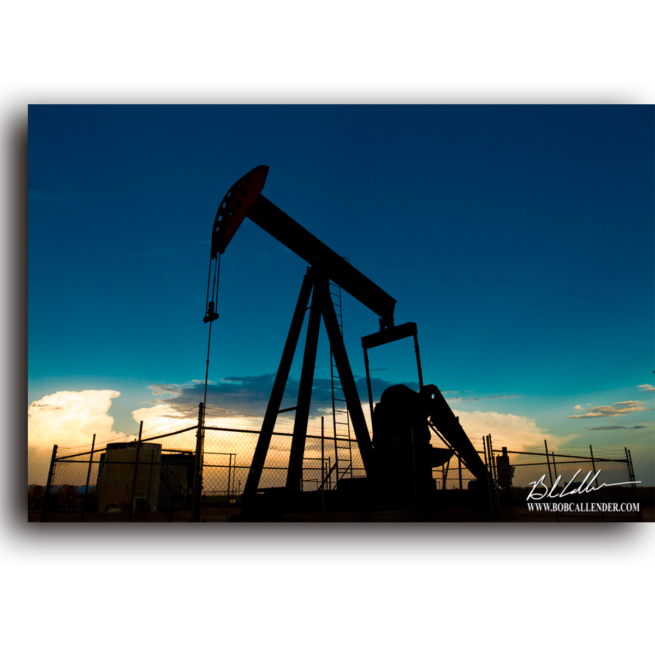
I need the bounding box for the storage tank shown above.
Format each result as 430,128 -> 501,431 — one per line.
96,443 -> 162,513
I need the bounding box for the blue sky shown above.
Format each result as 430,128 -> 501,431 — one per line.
28,105 -> 654,483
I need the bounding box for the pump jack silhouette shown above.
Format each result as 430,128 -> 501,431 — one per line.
204,166 -> 491,514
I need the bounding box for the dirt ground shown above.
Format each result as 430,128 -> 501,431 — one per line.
28,507 -> 242,522
29,505 -> 651,523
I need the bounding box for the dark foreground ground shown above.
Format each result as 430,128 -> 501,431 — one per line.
29,486 -> 654,522
29,506 -> 653,522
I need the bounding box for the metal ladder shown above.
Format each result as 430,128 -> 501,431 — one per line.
329,281 -> 353,487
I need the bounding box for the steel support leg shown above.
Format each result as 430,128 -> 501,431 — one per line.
286,277 -> 324,490
244,272 -> 314,495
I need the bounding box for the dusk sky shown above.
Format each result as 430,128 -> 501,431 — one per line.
28,105 -> 654,484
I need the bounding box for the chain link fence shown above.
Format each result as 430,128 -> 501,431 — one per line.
32,408 -> 643,522
491,443 -> 642,521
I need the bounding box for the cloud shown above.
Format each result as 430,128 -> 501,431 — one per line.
574,405 -> 583,410
28,390 -> 126,484
131,402 -> 199,434
449,394 -> 524,403
566,400 -> 653,419
585,425 -> 647,431
638,384 -> 655,393
452,409 -> 576,450
148,383 -> 184,397
142,374 -> 421,424
144,373 -> 577,445
128,373 -> 579,486
140,375 -> 534,458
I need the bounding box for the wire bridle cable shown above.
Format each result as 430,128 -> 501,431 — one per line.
203,252 -> 221,411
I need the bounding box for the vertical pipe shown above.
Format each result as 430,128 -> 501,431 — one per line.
80,434 -> 96,522
487,434 -> 500,521
128,421 -> 144,522
333,418 -> 339,486
488,434 -> 501,522
192,403 -> 205,522
412,333 -> 424,391
487,434 -> 498,483
411,429 -> 418,513
363,347 -> 375,424
458,455 -> 462,491
40,444 -> 58,523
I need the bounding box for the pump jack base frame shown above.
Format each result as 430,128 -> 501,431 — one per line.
243,267 -> 374,498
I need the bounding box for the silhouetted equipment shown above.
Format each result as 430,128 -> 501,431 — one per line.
203,301 -> 218,324
207,166 -> 491,512
496,446 -> 515,489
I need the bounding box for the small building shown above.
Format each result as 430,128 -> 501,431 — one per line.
96,443 -> 162,513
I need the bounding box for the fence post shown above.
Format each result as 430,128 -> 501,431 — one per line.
40,444 -> 58,523
544,440 -> 559,522
144,448 -> 155,523
128,421 -> 143,522
321,416 -> 325,518
551,450 -> 558,482
225,454 -> 232,522
80,434 -> 96,522
625,446 -> 633,482
487,434 -> 501,521
192,402 -> 205,522
589,444 -> 597,484
589,445 -> 604,522
626,448 -> 643,521
544,440 -> 553,486
482,435 -> 496,521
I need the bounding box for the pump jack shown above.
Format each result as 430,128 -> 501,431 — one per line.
205,166 -> 491,513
